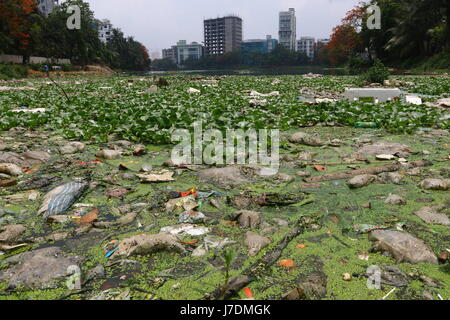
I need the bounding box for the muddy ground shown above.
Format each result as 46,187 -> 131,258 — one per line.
0,125 -> 448,300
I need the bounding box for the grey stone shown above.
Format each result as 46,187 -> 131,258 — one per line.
385,194 -> 406,206
347,174 -> 376,188
237,210 -> 261,229
244,231 -> 271,256
369,230 -> 438,264
358,142 -> 411,158
415,205 -> 450,226
0,247 -> 81,289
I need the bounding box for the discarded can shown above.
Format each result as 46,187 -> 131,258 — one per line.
354,122 -> 378,128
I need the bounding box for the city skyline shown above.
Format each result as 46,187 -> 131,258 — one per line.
84,0 -> 360,53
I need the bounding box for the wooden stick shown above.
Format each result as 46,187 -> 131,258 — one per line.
208,215 -> 316,300
303,160 -> 432,183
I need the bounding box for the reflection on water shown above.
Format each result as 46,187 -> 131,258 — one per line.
128,66 -> 350,77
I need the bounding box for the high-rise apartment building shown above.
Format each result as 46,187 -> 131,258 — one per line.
279,8 -> 296,51
162,48 -> 176,63
297,37 -> 315,61
97,19 -> 113,43
204,16 -> 243,56
317,38 -> 330,46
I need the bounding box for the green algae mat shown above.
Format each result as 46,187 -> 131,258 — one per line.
0,75 -> 449,300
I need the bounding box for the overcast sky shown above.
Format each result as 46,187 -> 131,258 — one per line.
84,0 -> 360,54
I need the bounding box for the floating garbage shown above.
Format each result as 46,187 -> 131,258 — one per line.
160,224 -> 209,236
38,179 -> 89,217
353,224 -> 390,234
354,122 -> 379,128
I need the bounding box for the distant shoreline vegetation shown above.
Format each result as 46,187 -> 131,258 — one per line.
0,0 -> 150,72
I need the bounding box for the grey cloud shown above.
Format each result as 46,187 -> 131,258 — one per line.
84,0 -> 360,53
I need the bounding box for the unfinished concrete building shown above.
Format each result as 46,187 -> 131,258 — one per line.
279,8 -> 297,51
204,16 -> 243,56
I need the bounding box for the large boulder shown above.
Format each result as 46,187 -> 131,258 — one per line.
198,166 -> 251,187
288,132 -> 327,146
0,224 -> 27,243
415,205 -> 450,226
369,230 -> 438,264
236,210 -> 261,229
347,174 -> 376,188
244,231 -> 271,256
419,179 -> 450,191
282,255 -> 327,300
0,247 -> 81,289
358,142 -> 411,158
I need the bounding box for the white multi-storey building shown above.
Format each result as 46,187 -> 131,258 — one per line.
98,19 -> 113,43
297,37 -> 315,61
36,0 -> 59,17
174,40 -> 203,65
279,8 -> 296,51
317,38 -> 331,46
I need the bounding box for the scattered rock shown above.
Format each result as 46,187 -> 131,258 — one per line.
347,174 -> 376,188
0,224 -> 27,243
60,142 -> 85,154
282,255 -> 327,300
236,210 -> 261,228
272,218 -> 289,227
244,231 -> 271,256
369,230 -> 438,264
385,194 -> 406,206
0,163 -> 22,176
112,233 -> 186,257
379,172 -> 403,184
22,151 -> 50,163
415,205 -> 450,226
419,275 -> 441,288
288,132 -> 327,146
358,142 -> 411,158
137,170 -> 175,182
116,211 -> 138,226
419,179 -> 450,191
296,171 -> 311,177
198,166 -> 251,187
0,247 -> 81,289
96,149 -> 122,160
